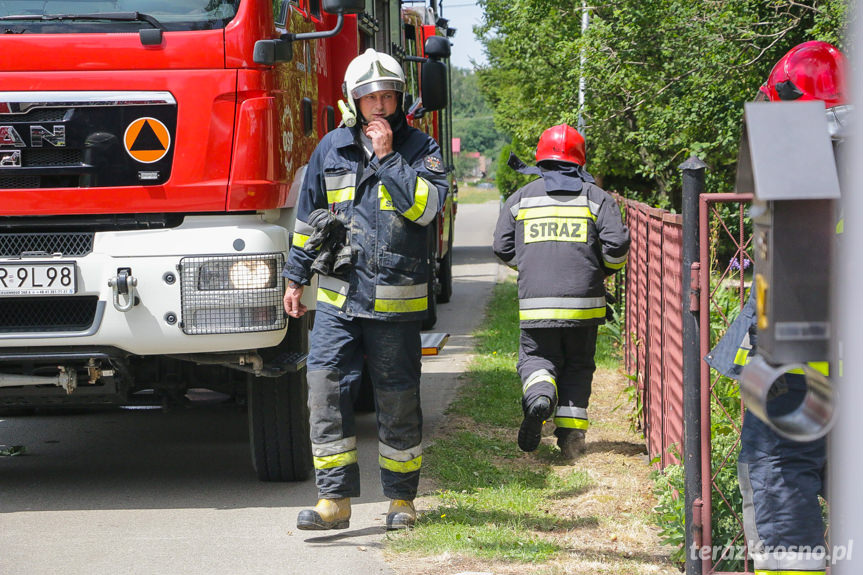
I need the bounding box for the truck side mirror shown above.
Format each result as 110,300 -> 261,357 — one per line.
421,60 -> 448,111
424,36 -> 451,60
254,0 -> 363,66
253,38 -> 294,66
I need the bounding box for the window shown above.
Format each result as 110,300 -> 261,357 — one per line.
309,0 -> 321,20
274,0 -> 291,26
0,1 -> 242,32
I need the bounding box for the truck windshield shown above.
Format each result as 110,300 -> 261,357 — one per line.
0,1 -> 241,33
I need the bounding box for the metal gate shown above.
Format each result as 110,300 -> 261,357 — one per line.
620,167 -> 754,574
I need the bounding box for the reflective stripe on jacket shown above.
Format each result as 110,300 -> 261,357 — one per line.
492,156 -> 630,328
284,121 -> 447,321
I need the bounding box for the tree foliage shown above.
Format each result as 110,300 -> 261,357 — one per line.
475,0 -> 849,208
451,66 -> 508,179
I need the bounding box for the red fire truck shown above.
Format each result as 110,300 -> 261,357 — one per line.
0,0 -> 456,481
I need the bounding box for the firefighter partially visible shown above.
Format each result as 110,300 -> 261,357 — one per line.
704,40 -> 848,575
281,48 -> 448,531
492,125 -> 630,458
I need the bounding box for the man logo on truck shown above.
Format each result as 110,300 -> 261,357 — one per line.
0,125 -> 65,147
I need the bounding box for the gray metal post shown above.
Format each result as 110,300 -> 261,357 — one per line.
681,155 -> 707,575
831,2 -> 863,571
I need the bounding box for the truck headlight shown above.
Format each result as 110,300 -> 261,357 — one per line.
229,259 -> 275,290
179,254 -> 285,335
197,259 -> 277,291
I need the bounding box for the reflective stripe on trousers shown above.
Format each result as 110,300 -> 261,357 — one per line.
554,405 -> 589,430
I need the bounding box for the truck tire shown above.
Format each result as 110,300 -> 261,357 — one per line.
422,224 -> 439,330
353,362 -> 376,413
422,274 -> 438,330
437,232 -> 453,304
248,315 -> 312,482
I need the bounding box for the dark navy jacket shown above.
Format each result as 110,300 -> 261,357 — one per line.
284,119 -> 447,322
493,155 -> 630,328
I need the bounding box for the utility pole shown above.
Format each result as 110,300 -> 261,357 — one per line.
577,1 -> 589,132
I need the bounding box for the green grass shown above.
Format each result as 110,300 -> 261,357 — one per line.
457,183 -> 502,204
387,279 -> 620,564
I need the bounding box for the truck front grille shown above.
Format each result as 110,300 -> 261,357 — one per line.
0,176 -> 40,189
0,109 -> 67,123
0,232 -> 94,257
0,296 -> 99,333
24,149 -> 83,167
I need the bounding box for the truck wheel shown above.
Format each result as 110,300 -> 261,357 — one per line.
248,316 -> 312,482
247,372 -> 312,481
422,275 -> 438,330
422,225 -> 439,330
437,234 -> 453,304
353,361 -> 376,413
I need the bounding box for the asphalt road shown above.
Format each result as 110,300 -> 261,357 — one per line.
0,200 -> 503,575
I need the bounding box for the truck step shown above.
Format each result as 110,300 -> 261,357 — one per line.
264,350 -> 308,376
421,332 -> 449,356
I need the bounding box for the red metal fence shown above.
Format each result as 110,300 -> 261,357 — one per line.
622,200 -> 684,468
621,192 -> 753,574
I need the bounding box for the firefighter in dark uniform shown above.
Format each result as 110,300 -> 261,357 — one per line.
705,40 -> 847,575
493,124 -> 630,458
282,49 -> 447,531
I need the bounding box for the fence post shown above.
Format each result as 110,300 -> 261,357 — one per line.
681,155 -> 707,575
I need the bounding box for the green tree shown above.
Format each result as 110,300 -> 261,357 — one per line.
451,66 -> 509,180
475,0 -> 848,208
451,66 -> 490,117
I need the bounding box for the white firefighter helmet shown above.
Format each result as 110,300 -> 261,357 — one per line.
342,48 -> 406,118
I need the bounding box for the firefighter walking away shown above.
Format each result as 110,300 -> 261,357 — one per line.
493,124 -> 630,459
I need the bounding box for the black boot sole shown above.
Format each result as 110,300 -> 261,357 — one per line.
296,510 -> 350,530
386,513 -> 416,530
518,400 -> 554,452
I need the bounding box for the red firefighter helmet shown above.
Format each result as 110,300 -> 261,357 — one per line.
760,40 -> 846,107
535,124 -> 586,166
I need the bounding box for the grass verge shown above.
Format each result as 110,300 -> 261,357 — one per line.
385,279 -> 678,575
457,183 -> 502,204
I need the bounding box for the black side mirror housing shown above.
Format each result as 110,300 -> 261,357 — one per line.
421,60 -> 448,111
253,38 -> 294,66
424,36 -> 451,60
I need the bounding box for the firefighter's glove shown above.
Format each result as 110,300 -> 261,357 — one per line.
311,221 -> 350,277
311,236 -> 337,276
305,208 -> 339,251
333,232 -> 352,275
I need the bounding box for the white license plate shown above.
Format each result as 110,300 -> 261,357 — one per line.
0,261 -> 77,295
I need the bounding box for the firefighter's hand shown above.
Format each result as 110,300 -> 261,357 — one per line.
364,118 -> 393,159
284,283 -> 307,318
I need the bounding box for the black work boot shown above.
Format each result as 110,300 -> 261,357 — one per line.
518,396 -> 554,452
558,429 -> 587,460
297,497 -> 351,530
